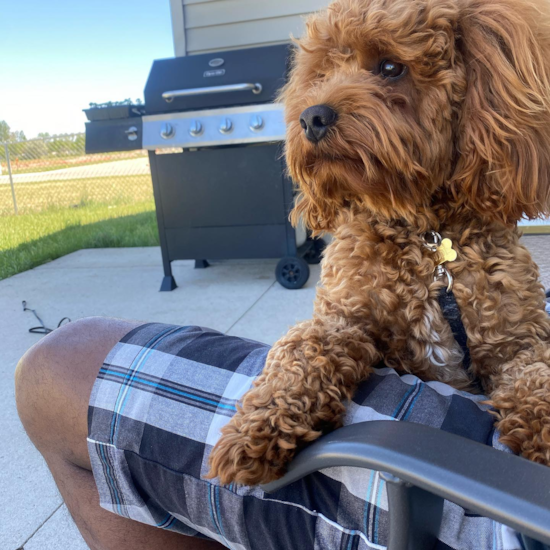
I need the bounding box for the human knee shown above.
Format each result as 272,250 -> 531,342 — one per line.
15,317 -> 103,439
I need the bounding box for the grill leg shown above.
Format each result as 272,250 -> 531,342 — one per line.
159,251 -> 177,292
381,472 -> 443,550
149,150 -> 178,292
159,248 -> 177,292
160,274 -> 177,292
159,250 -> 177,291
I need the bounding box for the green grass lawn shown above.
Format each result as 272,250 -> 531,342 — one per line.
0,173 -> 153,216
0,163 -> 162,280
0,200 -> 159,280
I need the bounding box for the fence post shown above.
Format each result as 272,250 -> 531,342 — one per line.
3,142 -> 18,215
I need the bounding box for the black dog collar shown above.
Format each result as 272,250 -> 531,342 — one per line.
422,232 -> 473,375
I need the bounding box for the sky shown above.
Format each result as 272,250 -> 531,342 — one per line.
0,0 -> 174,138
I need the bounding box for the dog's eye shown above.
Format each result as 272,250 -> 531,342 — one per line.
379,60 -> 406,79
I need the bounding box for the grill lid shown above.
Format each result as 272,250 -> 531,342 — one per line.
144,44 -> 291,115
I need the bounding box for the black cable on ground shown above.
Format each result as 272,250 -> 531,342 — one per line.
22,300 -> 71,334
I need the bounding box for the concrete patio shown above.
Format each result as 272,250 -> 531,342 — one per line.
2,237 -> 549,549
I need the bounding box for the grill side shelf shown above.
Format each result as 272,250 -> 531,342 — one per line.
85,119 -> 143,154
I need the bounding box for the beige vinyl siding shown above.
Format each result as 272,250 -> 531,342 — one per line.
172,0 -> 329,56
184,0 -> 327,27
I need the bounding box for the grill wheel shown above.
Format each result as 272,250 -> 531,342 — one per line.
276,257 -> 310,290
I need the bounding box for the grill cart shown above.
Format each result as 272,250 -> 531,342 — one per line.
85,44 -> 325,290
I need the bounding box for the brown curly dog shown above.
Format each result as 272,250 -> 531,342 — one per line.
208,0 -> 550,485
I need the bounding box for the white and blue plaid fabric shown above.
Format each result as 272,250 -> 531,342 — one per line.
88,323 -> 525,550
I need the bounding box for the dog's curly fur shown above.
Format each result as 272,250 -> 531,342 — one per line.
208,0 -> 550,485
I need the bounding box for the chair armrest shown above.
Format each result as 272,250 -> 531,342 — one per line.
261,421 -> 550,545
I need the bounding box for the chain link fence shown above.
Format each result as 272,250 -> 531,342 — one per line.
0,134 -> 153,216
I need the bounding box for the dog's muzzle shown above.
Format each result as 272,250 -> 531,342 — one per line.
300,105 -> 338,144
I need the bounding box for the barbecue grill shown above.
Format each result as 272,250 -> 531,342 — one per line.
86,44 -> 322,291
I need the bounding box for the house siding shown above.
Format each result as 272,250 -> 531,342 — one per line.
171,0 -> 329,56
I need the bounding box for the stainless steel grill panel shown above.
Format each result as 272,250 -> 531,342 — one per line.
143,104 -> 285,150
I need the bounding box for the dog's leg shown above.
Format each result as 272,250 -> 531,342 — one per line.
489,345 -> 550,465
207,317 -> 380,485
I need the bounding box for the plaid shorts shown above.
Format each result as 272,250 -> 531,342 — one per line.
88,323 -> 524,550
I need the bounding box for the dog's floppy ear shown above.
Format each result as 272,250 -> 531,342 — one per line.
451,0 -> 550,224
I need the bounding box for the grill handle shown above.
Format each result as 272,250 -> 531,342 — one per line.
162,82 -> 262,102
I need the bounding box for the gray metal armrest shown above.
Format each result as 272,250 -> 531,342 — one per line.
261,421 -> 550,547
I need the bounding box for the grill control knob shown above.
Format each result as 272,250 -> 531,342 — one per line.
189,120 -> 203,137
125,126 -> 138,141
219,118 -> 233,134
249,115 -> 264,132
160,122 -> 175,139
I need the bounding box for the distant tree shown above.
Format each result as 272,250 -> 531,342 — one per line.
37,132 -> 51,139
0,121 -> 27,143
10,130 -> 26,142
0,120 -> 10,142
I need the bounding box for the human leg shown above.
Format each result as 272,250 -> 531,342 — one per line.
15,317 -> 224,550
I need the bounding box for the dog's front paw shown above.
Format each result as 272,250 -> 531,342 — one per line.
496,408 -> 550,466
207,407 -> 321,486
207,424 -> 283,486
491,364 -> 550,465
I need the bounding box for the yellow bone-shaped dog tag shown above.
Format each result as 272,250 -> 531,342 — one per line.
436,238 -> 457,266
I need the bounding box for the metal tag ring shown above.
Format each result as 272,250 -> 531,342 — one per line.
422,231 -> 442,252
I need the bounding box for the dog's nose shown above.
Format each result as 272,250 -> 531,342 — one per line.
299,105 -> 338,143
